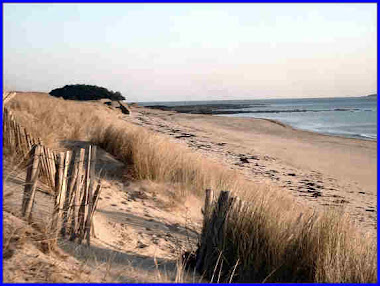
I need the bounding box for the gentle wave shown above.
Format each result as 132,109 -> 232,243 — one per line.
327,132 -> 377,141
231,108 -> 361,114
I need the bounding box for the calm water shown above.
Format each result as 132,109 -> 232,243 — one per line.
139,97 -> 377,140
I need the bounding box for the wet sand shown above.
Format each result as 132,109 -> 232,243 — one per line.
128,106 -> 377,233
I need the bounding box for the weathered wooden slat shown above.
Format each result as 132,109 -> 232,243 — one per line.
25,130 -> 32,150
3,91 -> 16,109
91,220 -> 96,238
69,148 -> 85,240
90,183 -> 101,215
16,124 -> 22,153
204,188 -> 214,220
21,145 -> 36,214
196,190 -> 232,276
40,146 -> 48,181
21,127 -> 28,156
47,148 -> 56,188
22,145 -> 41,220
67,150 -> 80,202
12,119 -> 17,151
89,183 -> 102,240
38,145 -> 49,186
19,127 -> 26,155
42,146 -> 54,190
196,188 -> 214,272
13,121 -> 19,150
78,146 -> 91,244
59,151 -> 71,236
9,115 -> 14,148
85,146 -> 97,246
3,109 -> 10,147
9,118 -> 15,151
51,152 -> 65,239
61,150 -> 78,236
15,122 -> 22,152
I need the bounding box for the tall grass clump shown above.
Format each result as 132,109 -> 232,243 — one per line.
201,190 -> 377,283
91,123 -> 241,196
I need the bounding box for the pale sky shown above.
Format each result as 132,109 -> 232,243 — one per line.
3,3 -> 377,102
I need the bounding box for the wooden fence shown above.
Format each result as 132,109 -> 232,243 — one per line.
4,106 -> 102,246
195,189 -> 244,282
3,91 -> 16,112
3,107 -> 56,189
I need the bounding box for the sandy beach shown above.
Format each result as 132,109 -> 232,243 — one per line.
129,106 -> 377,233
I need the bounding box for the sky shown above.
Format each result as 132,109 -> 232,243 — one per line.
3,3 -> 377,102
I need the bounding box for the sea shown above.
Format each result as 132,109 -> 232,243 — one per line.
139,96 -> 377,141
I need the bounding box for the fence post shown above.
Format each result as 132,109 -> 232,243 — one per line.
196,188 -> 214,272
69,148 -> 85,240
89,183 -> 102,239
78,146 -> 91,244
47,149 -> 56,189
204,188 -> 213,219
22,145 -> 41,220
61,150 -> 78,237
59,151 -> 71,236
85,146 -> 97,246
42,146 -> 55,190
51,152 -> 64,239
196,190 -> 232,276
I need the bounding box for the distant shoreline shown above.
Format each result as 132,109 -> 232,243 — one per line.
143,101 -> 377,141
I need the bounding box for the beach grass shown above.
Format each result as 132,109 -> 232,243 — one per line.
6,92 -> 377,283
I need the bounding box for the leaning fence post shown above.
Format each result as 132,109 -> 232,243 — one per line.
51,152 -> 64,239
212,191 -> 231,246
196,188 -> 214,272
89,183 -> 102,239
69,148 -> 85,241
78,146 -> 92,244
204,188 -> 213,220
196,190 -> 232,276
59,151 -> 71,236
47,149 -> 56,189
61,150 -> 77,237
22,145 -> 41,220
85,145 -> 97,246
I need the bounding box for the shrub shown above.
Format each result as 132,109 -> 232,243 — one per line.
49,84 -> 125,101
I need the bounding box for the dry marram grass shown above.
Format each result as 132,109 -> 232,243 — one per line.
5,92 -> 377,283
